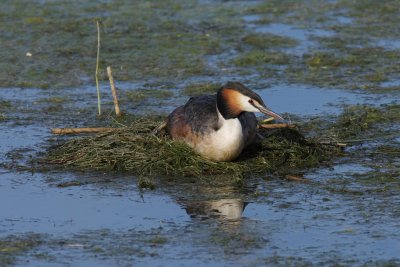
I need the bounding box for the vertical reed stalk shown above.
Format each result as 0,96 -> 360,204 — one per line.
95,21 -> 101,116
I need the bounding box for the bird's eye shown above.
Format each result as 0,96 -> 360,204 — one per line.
248,99 -> 254,104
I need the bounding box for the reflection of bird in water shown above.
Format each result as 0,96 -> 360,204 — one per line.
167,81 -> 283,161
185,198 -> 248,221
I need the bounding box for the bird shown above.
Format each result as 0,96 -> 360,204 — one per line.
166,81 -> 283,162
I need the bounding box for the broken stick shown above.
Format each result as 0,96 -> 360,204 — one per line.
107,66 -> 121,116
51,127 -> 123,135
319,140 -> 347,148
285,175 -> 310,183
259,123 -> 296,129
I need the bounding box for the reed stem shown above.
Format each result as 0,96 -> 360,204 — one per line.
95,21 -> 101,115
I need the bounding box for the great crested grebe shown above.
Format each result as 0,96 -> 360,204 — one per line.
166,81 -> 284,162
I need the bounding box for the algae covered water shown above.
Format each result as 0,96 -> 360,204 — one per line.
1,1 -> 400,266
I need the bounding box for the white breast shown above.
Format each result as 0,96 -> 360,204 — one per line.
193,110 -> 244,161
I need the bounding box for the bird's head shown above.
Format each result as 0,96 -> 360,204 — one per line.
217,81 -> 284,120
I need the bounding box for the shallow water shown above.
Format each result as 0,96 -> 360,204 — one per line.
1,0 -> 400,266
0,171 -> 187,235
244,17 -> 335,56
258,84 -> 394,116
1,83 -> 399,266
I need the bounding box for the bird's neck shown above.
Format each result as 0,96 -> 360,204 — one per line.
210,108 -> 244,161
216,89 -> 242,120
216,107 -> 233,127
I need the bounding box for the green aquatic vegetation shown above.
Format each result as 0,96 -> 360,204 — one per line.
1,0 -> 399,92
233,50 -> 290,66
245,0 -> 336,26
211,232 -> 265,251
337,0 -> 400,38
364,84 -> 400,93
375,145 -> 400,155
0,100 -> 10,120
351,170 -> 400,194
306,52 -> 343,68
241,33 -> 298,49
357,171 -> 400,184
295,104 -> 400,159
141,89 -> 174,99
44,117 -> 340,184
0,100 -> 12,109
146,236 -> 167,245
287,47 -> 400,89
0,1 -> 243,89
0,234 -> 43,267
324,186 -> 365,196
238,0 -> 400,90
138,176 -> 156,190
72,229 -> 170,259
263,255 -> 312,267
125,89 -> 173,105
36,97 -> 68,104
125,91 -> 146,103
245,1 -> 296,16
364,72 -> 388,83
0,0 -> 395,92
314,36 -> 369,52
332,104 -> 400,139
245,0 -> 398,38
182,82 -> 221,96
42,105 -> 64,113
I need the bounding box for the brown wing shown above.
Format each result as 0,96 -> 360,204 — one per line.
167,95 -> 219,140
166,106 -> 192,141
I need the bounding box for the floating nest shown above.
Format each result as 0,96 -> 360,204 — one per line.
45,117 -> 342,180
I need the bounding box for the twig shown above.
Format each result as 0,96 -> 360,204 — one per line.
259,123 -> 297,129
95,21 -> 101,116
319,141 -> 347,148
285,175 -> 310,183
260,117 -> 275,124
152,120 -> 167,135
51,127 -> 124,135
107,66 -> 121,116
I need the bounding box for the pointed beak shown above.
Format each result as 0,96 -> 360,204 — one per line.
254,102 -> 284,121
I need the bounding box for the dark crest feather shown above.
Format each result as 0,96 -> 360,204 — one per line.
217,81 -> 264,119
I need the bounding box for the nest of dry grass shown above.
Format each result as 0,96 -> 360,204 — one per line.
45,117 -> 341,180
